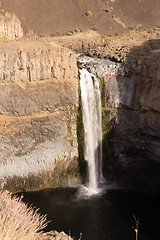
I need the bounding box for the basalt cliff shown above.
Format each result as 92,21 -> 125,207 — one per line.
0,8 -> 160,192
0,36 -> 80,192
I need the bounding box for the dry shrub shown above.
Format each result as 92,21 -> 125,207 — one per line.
0,191 -> 48,240
86,10 -> 92,17
25,30 -> 38,40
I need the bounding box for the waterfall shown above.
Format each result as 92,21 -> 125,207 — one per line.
80,68 -> 103,194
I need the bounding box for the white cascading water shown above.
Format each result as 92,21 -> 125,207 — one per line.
80,68 -> 103,194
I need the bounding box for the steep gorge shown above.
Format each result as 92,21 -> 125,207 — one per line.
1,37 -> 160,192
0,10 -> 160,193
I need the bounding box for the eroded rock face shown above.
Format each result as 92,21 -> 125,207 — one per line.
78,52 -> 160,190
0,41 -> 79,192
0,12 -> 23,40
0,41 -> 76,83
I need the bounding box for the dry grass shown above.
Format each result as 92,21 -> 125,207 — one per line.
0,191 -> 48,240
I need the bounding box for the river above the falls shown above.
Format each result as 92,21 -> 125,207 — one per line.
19,186 -> 159,240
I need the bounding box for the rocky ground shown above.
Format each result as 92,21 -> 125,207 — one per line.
40,231 -> 74,240
49,27 -> 160,84
50,27 -> 160,62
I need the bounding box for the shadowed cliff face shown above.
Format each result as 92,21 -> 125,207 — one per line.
104,39 -> 160,190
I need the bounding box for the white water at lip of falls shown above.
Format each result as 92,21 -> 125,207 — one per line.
80,68 -> 104,194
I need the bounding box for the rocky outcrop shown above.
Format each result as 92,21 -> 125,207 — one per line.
78,43 -> 160,190
0,11 -> 23,40
0,40 -> 80,192
40,231 -> 73,240
78,55 -> 128,76
52,31 -> 104,53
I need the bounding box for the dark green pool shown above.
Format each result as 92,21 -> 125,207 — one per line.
19,185 -> 160,240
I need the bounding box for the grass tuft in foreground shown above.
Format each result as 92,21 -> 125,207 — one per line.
0,191 -> 48,240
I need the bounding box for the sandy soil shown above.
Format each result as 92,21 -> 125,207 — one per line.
1,0 -> 160,36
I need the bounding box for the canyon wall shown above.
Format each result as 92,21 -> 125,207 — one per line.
109,40 -> 160,190
78,41 -> 160,190
0,40 -> 80,192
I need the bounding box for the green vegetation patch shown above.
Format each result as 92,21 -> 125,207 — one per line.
77,74 -> 87,182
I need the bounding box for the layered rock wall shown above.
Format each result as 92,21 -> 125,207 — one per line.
0,41 -> 79,192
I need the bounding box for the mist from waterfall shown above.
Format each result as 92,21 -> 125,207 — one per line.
80,68 -> 103,194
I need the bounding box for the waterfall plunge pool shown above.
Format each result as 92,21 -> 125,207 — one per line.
19,186 -> 160,240
17,68 -> 159,240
